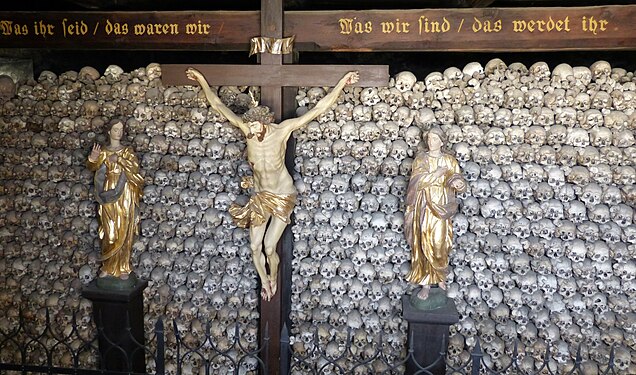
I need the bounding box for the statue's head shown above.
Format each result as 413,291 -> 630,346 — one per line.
426,126 -> 446,152
108,119 -> 125,142
243,106 -> 274,141
242,105 -> 274,125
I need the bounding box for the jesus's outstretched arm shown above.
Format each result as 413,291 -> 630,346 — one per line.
186,67 -> 249,135
281,71 -> 360,132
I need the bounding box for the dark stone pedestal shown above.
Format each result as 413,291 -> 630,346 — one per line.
82,279 -> 148,373
402,294 -> 459,375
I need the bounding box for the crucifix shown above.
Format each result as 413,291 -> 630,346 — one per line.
161,0 -> 389,372
185,67 -> 360,304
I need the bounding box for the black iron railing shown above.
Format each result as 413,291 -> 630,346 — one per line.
0,307 -> 621,375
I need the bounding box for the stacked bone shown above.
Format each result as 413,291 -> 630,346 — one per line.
291,60 -> 636,373
0,64 -> 260,371
290,74 -> 420,372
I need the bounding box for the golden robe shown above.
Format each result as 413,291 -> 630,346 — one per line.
87,146 -> 143,277
229,191 -> 296,228
405,152 -> 466,285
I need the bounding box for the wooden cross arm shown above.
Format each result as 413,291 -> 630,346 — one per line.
162,64 -> 389,87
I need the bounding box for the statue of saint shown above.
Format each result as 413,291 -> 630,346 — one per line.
186,67 -> 359,301
87,120 -> 144,283
405,127 -> 466,304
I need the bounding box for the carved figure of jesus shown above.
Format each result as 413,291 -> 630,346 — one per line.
187,67 -> 359,300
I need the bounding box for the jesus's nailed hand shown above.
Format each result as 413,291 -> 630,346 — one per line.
345,71 -> 360,85
185,67 -> 203,82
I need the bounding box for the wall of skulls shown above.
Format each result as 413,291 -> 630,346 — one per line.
0,57 -> 635,373
0,64 -> 260,371
290,60 -> 636,373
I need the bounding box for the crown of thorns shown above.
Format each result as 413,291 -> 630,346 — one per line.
242,106 -> 275,124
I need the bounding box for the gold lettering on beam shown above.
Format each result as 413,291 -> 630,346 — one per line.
582,16 -> 608,35
338,17 -> 373,34
105,19 -> 128,35
472,17 -> 502,33
512,16 -> 570,33
62,18 -> 88,37
381,20 -> 394,33
418,16 -> 450,34
0,20 -> 29,35
185,20 -> 210,35
380,19 -> 410,33
33,20 -> 54,37
133,23 -> 179,35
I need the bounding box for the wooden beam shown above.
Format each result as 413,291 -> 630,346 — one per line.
287,6 -> 636,52
257,0 -> 284,371
259,0 -> 284,120
161,64 -> 389,87
1,6 -> 635,51
0,11 -> 259,50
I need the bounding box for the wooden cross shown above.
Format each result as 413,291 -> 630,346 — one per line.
161,1 -> 389,373
162,63 -> 389,117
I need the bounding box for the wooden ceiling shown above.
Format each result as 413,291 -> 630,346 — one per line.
3,0 -> 635,10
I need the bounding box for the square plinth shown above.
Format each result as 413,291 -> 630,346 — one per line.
402,294 -> 460,325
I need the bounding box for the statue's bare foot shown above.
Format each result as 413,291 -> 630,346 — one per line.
269,276 -> 277,298
99,269 -> 108,278
438,281 -> 446,290
261,283 -> 272,301
260,288 -> 268,301
120,273 -> 129,280
417,285 -> 430,300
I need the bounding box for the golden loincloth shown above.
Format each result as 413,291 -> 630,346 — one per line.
229,191 -> 296,228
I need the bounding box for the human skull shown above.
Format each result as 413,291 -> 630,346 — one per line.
454,105 -> 474,126
389,140 -> 409,162
590,60 -> 612,84
414,108 -> 437,127
424,72 -> 446,92
144,62 -> 160,81
78,264 -> 94,284
392,106 -> 413,127
529,61 -> 550,80
463,62 -> 484,79
103,64 -> 124,83
394,71 -> 417,93
592,91 -> 612,111
484,58 -> 507,79
548,62 -> 573,87
462,125 -> 484,146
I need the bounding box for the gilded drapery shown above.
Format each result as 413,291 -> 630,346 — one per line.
87,147 -> 143,277
229,191 -> 297,228
405,152 -> 466,285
